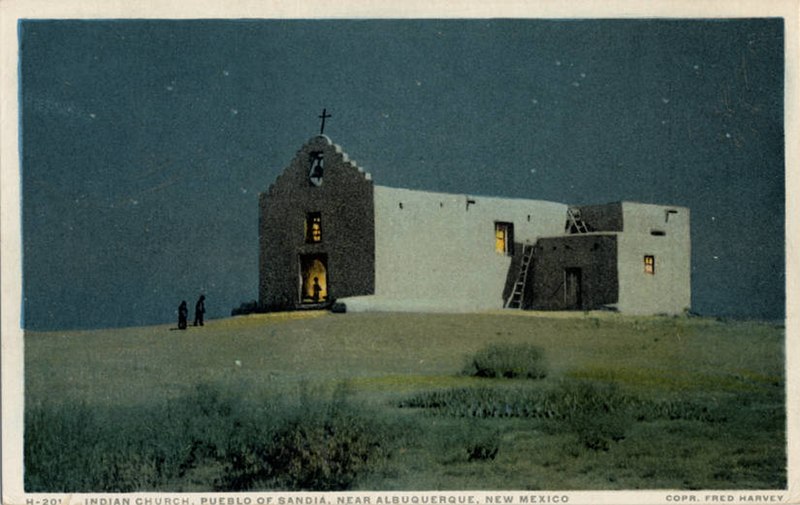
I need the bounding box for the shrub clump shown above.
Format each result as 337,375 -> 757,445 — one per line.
553,381 -> 631,451
399,380 -> 719,452
25,383 -> 398,492
463,344 -> 547,379
231,300 -> 260,316
466,431 -> 501,462
219,397 -> 391,491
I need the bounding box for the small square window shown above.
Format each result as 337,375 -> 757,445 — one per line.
644,255 -> 655,275
305,212 -> 322,243
495,222 -> 514,256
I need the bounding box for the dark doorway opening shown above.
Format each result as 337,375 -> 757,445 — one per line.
299,254 -> 328,304
564,267 -> 582,309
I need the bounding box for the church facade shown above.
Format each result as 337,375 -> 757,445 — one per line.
259,135 -> 691,315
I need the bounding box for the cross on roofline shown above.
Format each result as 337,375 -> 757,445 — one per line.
318,108 -> 332,135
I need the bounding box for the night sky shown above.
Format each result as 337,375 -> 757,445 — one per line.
19,19 -> 785,330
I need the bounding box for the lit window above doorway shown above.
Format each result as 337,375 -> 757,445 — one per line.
305,212 -> 322,243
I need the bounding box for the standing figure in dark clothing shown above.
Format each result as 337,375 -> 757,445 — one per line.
178,300 -> 188,330
312,277 -> 321,303
194,295 -> 206,326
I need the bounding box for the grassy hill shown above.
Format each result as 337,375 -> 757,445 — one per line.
24,311 -> 785,491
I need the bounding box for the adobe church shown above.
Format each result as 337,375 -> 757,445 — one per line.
259,132 -> 691,315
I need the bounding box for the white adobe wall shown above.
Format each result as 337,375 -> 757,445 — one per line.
362,185 -> 567,312
615,202 -> 691,315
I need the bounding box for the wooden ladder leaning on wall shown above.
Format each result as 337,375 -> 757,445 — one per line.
566,207 -> 590,234
504,244 -> 535,309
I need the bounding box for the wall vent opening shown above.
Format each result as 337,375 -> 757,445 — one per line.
665,209 -> 679,222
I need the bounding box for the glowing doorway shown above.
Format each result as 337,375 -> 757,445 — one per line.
300,254 -> 328,304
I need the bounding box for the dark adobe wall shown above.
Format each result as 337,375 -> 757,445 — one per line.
576,202 -> 623,232
529,234 -> 619,310
259,135 -> 375,310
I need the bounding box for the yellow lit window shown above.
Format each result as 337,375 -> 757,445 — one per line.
495,222 -> 514,256
495,228 -> 505,253
305,212 -> 322,243
644,255 -> 655,275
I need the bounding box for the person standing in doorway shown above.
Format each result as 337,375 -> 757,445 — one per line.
194,295 -> 206,326
178,300 -> 188,330
312,277 -> 322,303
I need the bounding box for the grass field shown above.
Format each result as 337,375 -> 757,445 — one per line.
24,311 -> 785,491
